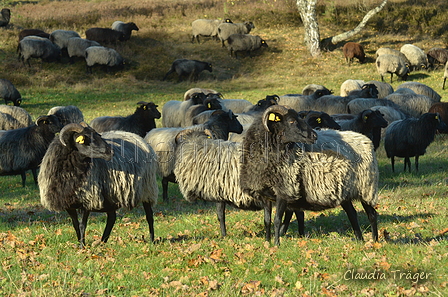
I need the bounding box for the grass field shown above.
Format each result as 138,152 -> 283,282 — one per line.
0,0 -> 447,296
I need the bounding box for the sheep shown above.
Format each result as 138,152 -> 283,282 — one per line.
217,21 -> 255,47
163,59 -> 212,82
428,102 -> 448,132
426,47 -> 448,70
226,34 -> 268,58
66,37 -> 100,62
0,115 -> 62,187
400,44 -> 428,71
238,106 -> 378,245
183,88 -> 222,101
162,92 -> 206,127
111,21 -> 139,41
49,30 -> 80,50
0,105 -> 32,130
181,96 -> 222,127
85,46 -> 124,74
384,113 -> 447,172
347,98 -> 408,116
375,54 -> 410,83
47,105 -> 84,126
342,42 -> 366,65
0,79 -> 22,106
375,47 -> 410,66
277,89 -> 333,112
18,36 -> 61,67
85,27 -> 125,44
145,109 -> 243,202
444,61 -> 448,90
346,83 -> 379,99
191,18 -> 232,43
0,8 -> 10,27
90,101 -> 160,137
217,98 -> 253,114
385,91 -> 433,118
298,110 -> 341,130
302,84 -> 332,96
18,29 -> 50,41
396,82 -> 441,104
231,95 -> 279,126
39,123 -> 158,247
340,79 -> 365,97
365,80 -> 394,99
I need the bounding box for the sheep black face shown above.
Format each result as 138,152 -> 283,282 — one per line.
190,92 -> 207,105
36,114 -> 63,134
305,111 -> 341,130
137,101 -> 161,119
363,109 -> 388,129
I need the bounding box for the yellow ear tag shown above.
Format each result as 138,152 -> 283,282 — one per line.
435,115 -> 439,120
268,113 -> 276,121
143,106 -> 147,110
316,118 -> 322,124
75,135 -> 85,144
207,103 -> 211,108
364,116 -> 368,121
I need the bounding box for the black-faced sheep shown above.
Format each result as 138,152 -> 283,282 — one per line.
0,115 -> 62,186
384,113 -> 447,172
67,37 -> 100,63
400,44 -> 428,71
18,36 -> 61,67
18,29 -> 50,41
191,18 -> 232,43
426,47 -> 448,70
298,110 -> 341,130
365,80 -> 394,99
217,21 -> 255,47
162,92 -> 206,127
47,105 -> 84,126
0,79 -> 22,106
39,123 -> 159,247
183,88 -> 222,101
0,8 -> 10,27
226,34 -> 268,58
278,89 -> 333,112
90,101 -> 160,137
396,82 -> 441,104
376,54 -> 410,83
342,42 -> 365,65
0,105 -> 32,130
163,59 -> 212,82
111,21 -> 139,41
85,46 -> 124,74
302,84 -> 332,96
340,79 -> 365,97
346,83 -> 379,99
181,96 -> 222,127
49,30 -> 81,50
85,27 -> 125,44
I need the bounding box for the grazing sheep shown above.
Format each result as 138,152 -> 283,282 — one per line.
429,102 -> 448,132
384,113 -> 447,172
47,105 -> 84,126
181,96 -> 222,127
39,123 -> 158,247
426,47 -> 448,70
0,115 -> 62,186
90,101 -> 160,137
298,110 -> 341,130
444,62 -> 448,90
183,88 -> 222,101
347,98 -> 408,117
18,36 -> 61,67
111,21 -> 139,41
375,47 -> 410,66
163,59 -> 212,82
0,105 -> 32,129
226,34 -> 268,58
217,21 -> 255,47
342,42 -> 366,65
385,90 -> 433,118
400,44 -> 428,71
396,82 -> 441,104
66,37 -> 100,62
365,80 -> 394,99
162,92 -> 206,127
191,18 -> 232,43
49,30 -> 80,50
0,8 -> 10,27
18,29 -> 50,41
302,84 -> 332,96
85,27 -> 125,44
340,79 -> 365,97
376,54 -> 410,83
0,79 -> 22,106
278,89 -> 333,112
85,46 -> 124,74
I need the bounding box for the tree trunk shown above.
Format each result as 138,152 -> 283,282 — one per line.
296,0 -> 320,57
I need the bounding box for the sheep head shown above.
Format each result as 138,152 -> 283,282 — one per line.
36,115 -> 63,134
137,101 -> 161,119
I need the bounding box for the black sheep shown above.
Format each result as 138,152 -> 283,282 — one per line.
429,102 -> 448,132
299,110 -> 341,130
163,59 -> 212,82
85,28 -> 125,44
0,8 -> 10,27
18,29 -> 50,41
384,113 -> 448,172
426,47 -> 448,70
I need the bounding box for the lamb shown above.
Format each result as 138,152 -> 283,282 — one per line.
340,79 -> 365,97
0,115 -> 62,186
66,37 -> 100,62
181,96 -> 222,127
426,47 -> 448,70
302,84 -> 332,96
191,18 -> 232,43
365,80 -> 394,99
342,42 -> 366,65
396,82 -> 441,104
375,47 -> 410,66
47,105 -> 84,126
85,46 -> 124,74
18,29 -> 50,41
217,21 -> 255,47
0,79 -> 22,106
384,113 -> 447,172
226,34 -> 268,58
385,90 -> 433,118
49,30 -> 80,50
90,101 -> 161,137
163,59 -> 212,82
0,8 -> 10,27
111,21 -> 139,41
0,105 -> 32,130
162,92 -> 206,127
85,27 -> 125,44
183,88 -> 222,101
39,123 -> 158,247
18,36 -> 61,67
400,44 -> 428,71
375,54 -> 410,83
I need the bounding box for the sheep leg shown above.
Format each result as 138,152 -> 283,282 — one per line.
404,156 -> 411,172
162,177 -> 169,202
361,202 -> 378,242
390,157 -> 395,172
340,201 -> 363,241
216,202 -> 226,237
101,211 -> 116,243
414,155 -> 419,172
142,202 -> 155,242
279,210 -> 293,235
67,208 -> 89,247
20,171 -> 26,187
443,77 -> 446,90
296,210 -> 305,236
274,198 -> 287,246
264,201 -> 272,242
31,168 -> 38,185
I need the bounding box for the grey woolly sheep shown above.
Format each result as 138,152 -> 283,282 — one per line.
396,82 -> 441,104
90,101 -> 160,137
47,105 -> 84,126
39,123 -> 158,247
217,21 -> 255,47
217,98 -> 253,114
365,80 -> 394,99
0,79 -> 22,106
162,92 -> 207,127
66,37 -> 100,62
342,42 -> 366,65
18,29 -> 50,41
163,59 -> 212,82
85,27 -> 125,44
191,18 -> 232,43
376,54 -> 410,83
385,90 -> 433,118
111,21 -> 139,41
49,30 -> 80,50
340,79 -> 365,97
0,105 -> 32,130
0,115 -> 62,187
183,88 -> 222,101
384,113 -> 447,172
400,44 -> 428,71
426,47 -> 448,70
18,36 -> 61,67
181,96 -> 222,127
226,34 -> 268,58
443,61 -> 448,90
278,89 -> 333,112
302,84 -> 332,96
238,106 -> 378,245
347,98 -> 408,117
85,46 -> 124,74
375,47 -> 410,66
0,8 -> 10,27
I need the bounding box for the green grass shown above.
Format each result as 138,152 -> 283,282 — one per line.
0,0 -> 447,296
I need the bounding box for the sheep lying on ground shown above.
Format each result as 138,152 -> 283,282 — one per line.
163,59 -> 212,82
0,79 -> 22,106
342,42 -> 365,65
18,36 -> 61,67
0,105 -> 32,130
39,123 -> 159,247
376,54 -> 410,83
47,105 -> 84,126
111,21 -> 139,41
191,18 -> 232,43
226,34 -> 268,58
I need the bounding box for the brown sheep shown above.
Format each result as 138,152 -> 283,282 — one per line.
428,102 -> 448,133
18,29 -> 50,41
343,42 -> 366,65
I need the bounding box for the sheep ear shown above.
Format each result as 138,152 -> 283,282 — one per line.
36,116 -> 49,126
